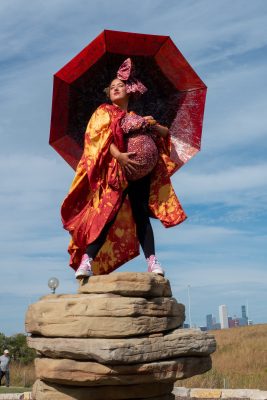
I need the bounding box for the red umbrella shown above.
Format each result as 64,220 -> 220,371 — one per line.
49,30 -> 207,171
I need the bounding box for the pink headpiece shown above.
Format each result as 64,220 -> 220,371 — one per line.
117,58 -> 147,95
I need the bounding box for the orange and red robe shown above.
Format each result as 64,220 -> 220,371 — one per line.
61,103 -> 187,275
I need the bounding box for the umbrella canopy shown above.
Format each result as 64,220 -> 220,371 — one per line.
49,30 -> 207,171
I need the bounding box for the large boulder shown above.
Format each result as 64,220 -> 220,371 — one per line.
28,328 -> 216,364
25,294 -> 184,338
34,356 -> 211,386
78,272 -> 172,297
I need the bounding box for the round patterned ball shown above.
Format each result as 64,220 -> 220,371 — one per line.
125,133 -> 158,181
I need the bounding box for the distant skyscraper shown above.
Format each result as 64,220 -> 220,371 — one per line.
206,314 -> 213,330
219,305 -> 229,329
241,305 -> 248,326
228,317 -> 235,328
241,305 -> 248,324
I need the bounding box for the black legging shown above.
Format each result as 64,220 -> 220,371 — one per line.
86,174 -> 155,259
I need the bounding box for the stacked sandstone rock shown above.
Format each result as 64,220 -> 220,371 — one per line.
25,272 -> 216,400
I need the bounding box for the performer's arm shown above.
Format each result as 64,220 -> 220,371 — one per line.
143,116 -> 169,137
153,123 -> 169,138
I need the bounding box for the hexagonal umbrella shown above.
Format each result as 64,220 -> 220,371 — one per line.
49,30 -> 207,171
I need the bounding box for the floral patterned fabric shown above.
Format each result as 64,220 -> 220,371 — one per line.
121,112 -> 150,134
121,112 -> 158,181
117,58 -> 148,95
61,103 -> 187,275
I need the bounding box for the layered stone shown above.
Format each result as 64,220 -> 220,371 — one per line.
25,294 -> 184,338
79,272 -> 172,298
27,272 -> 216,400
34,356 -> 211,386
32,379 -> 174,400
28,328 -> 216,364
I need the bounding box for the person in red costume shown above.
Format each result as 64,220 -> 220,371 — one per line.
61,58 -> 187,280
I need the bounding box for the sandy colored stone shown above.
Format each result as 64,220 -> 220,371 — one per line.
25,294 -> 184,337
32,379 -> 174,399
28,293 -> 180,317
190,388 -> 222,398
23,394 -> 32,400
34,356 -> 211,386
79,272 -> 172,297
172,386 -> 190,397
28,328 -> 216,364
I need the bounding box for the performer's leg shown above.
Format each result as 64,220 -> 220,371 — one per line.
128,174 -> 164,276
75,216 -> 117,279
85,216 -> 116,259
75,192 -> 127,279
127,174 -> 155,258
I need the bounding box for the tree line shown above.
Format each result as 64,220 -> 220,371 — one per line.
0,332 -> 35,364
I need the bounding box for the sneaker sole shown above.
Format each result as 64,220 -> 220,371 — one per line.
149,270 -> 165,277
75,270 -> 93,280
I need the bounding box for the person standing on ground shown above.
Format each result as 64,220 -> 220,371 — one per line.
0,349 -> 10,387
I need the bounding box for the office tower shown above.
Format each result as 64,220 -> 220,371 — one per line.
206,314 -> 213,330
219,305 -> 229,329
241,305 -> 247,319
241,305 -> 248,325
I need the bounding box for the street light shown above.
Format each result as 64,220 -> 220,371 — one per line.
48,277 -> 59,294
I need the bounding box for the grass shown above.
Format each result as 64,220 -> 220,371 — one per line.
0,386 -> 28,393
177,323 -> 267,390
0,362 -> 35,390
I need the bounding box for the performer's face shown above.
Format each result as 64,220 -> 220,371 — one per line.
109,79 -> 128,104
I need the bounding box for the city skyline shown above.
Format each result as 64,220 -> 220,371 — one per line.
204,304 -> 251,330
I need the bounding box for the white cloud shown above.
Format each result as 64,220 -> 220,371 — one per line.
202,62 -> 267,152
173,163 -> 267,208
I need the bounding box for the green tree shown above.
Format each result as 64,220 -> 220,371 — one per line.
0,332 -> 8,352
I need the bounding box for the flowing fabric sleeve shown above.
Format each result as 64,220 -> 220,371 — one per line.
148,132 -> 187,227
83,106 -> 113,191
61,106 -> 113,226
61,105 -> 133,273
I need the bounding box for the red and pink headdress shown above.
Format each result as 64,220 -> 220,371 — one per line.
117,58 -> 147,95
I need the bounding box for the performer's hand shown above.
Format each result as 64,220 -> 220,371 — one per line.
117,152 -> 139,174
144,116 -> 169,137
144,116 -> 157,125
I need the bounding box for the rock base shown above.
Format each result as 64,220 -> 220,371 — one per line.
26,272 -> 216,400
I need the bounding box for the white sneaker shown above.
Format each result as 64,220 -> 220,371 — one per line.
75,254 -> 94,280
147,255 -> 165,276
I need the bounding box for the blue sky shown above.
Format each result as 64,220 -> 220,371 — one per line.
0,0 -> 266,335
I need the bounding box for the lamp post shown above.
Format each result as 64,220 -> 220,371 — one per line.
187,284 -> 192,328
48,277 -> 59,294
